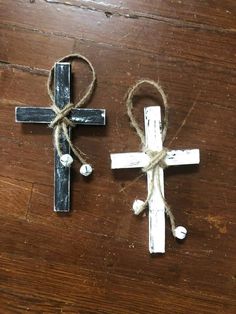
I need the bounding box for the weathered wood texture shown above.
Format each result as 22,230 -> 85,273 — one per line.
16,107 -> 106,124
111,149 -> 200,168
111,106 -> 200,253
0,0 -> 235,313
53,63 -> 71,212
15,62 -> 106,212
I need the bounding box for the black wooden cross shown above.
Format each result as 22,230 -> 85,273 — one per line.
15,62 -> 106,212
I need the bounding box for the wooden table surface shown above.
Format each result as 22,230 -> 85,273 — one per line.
0,1 -> 235,313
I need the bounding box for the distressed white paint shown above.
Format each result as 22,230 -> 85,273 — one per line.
144,106 -> 166,253
111,149 -> 200,169
110,106 -> 200,254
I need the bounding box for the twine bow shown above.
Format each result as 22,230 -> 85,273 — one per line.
126,79 -> 176,235
47,53 -> 96,165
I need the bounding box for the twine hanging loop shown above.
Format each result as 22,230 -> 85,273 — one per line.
47,53 -> 96,166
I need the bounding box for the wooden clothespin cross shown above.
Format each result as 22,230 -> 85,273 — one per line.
111,106 -> 200,253
16,62 -> 106,212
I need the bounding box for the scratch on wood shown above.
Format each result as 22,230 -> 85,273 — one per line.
1,72 -> 15,100
118,173 -> 145,194
0,178 -> 32,191
0,174 -> 52,189
25,183 -> 34,221
0,22 -> 76,41
43,0 -> 236,34
0,61 -> 49,76
1,23 -> 236,75
168,91 -> 200,146
223,192 -> 229,210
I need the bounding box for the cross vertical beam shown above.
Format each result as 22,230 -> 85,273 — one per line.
144,106 -> 165,253
54,63 -> 71,212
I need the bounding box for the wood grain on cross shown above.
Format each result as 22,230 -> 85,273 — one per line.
16,62 -> 106,212
111,106 -> 200,253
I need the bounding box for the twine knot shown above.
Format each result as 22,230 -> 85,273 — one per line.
132,147 -> 169,216
47,54 -> 96,167
143,148 -> 169,172
50,103 -> 75,128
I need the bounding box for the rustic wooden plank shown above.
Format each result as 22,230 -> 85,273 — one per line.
15,107 -> 106,125
0,1 -> 235,312
0,176 -> 32,219
49,0 -> 236,31
0,211 -> 235,306
0,251 -> 234,314
0,0 -> 235,71
0,26 -> 75,69
22,178 -> 236,245
0,25 -> 236,93
0,28 -> 235,112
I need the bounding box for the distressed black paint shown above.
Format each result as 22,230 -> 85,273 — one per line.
15,107 -> 106,125
54,63 -> 71,212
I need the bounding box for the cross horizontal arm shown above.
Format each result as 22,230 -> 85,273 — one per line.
111,149 -> 200,169
15,107 -> 106,125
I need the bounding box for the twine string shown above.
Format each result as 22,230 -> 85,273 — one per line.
126,79 -> 176,235
47,53 -> 96,165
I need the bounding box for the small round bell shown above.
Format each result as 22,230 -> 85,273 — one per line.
174,226 -> 187,240
60,154 -> 73,167
80,164 -> 93,177
132,199 -> 145,215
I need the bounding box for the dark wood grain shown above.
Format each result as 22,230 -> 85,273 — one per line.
46,0 -> 236,30
0,0 -> 235,313
1,0 -> 235,70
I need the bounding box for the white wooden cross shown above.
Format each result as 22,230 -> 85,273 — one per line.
110,106 -> 200,253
